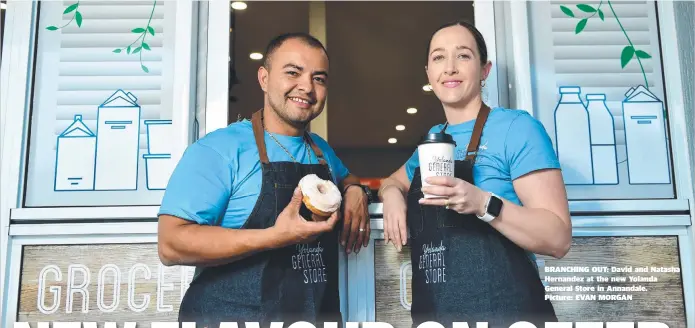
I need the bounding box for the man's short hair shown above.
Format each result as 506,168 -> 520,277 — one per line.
262,32 -> 329,68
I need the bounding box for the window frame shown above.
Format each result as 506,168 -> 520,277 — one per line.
501,1 -> 694,213
0,0 -> 199,316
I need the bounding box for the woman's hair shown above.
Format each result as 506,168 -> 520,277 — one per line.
425,20 -> 488,66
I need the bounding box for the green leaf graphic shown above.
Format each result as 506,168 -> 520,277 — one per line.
142,43 -> 151,51
560,5 -> 575,17
598,9 -> 605,21
577,4 -> 596,12
75,11 -> 83,27
148,26 -> 155,36
635,50 -> 651,59
132,28 -> 146,33
575,18 -> 588,34
621,45 -> 635,68
64,3 -> 79,14
127,46 -> 132,54
142,65 -> 150,73
113,49 -> 122,53
46,26 -> 59,31
133,47 -> 142,54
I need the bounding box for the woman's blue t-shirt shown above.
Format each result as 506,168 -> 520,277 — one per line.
405,107 -> 561,206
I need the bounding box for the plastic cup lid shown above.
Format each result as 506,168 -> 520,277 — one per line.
419,132 -> 456,145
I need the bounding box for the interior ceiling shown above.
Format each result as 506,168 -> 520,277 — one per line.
229,1 -> 474,150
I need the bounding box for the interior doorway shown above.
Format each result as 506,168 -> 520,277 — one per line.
222,1 -> 490,185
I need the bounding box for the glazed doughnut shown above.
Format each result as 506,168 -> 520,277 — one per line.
298,174 -> 342,220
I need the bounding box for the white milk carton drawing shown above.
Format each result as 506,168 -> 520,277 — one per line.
54,114 -> 97,191
622,85 -> 670,184
94,90 -> 142,190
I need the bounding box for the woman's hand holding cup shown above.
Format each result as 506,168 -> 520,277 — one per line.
418,176 -> 488,216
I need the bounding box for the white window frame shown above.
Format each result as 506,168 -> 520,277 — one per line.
3,222 -> 160,328
0,0 -> 198,317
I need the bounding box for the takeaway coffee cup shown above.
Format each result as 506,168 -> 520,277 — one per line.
418,132 -> 456,198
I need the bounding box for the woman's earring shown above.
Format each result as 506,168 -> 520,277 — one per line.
481,80 -> 486,88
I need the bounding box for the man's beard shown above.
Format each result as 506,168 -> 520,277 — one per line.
269,95 -> 313,129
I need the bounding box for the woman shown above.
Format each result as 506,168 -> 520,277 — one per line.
378,20 -> 571,327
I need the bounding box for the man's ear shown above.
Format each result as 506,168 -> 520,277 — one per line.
258,66 -> 269,92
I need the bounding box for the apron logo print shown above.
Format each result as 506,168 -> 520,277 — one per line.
292,242 -> 328,284
418,241 -> 447,284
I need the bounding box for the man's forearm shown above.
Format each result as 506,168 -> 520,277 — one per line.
159,220 -> 279,267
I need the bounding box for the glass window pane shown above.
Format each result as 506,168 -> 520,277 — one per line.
528,1 -> 674,200
24,1 -> 180,207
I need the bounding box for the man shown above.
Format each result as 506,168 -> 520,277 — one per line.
157,33 -> 372,326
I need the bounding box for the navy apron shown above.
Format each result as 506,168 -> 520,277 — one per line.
407,104 -> 557,328
178,110 -> 342,326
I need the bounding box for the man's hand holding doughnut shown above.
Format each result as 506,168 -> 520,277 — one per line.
298,173 -> 371,254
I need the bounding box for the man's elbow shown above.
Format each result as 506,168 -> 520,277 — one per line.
158,237 -> 180,266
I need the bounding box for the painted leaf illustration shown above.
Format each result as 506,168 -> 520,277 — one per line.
127,46 -> 132,54
46,26 -> 59,31
621,46 -> 635,68
132,28 -> 146,33
635,50 -> 652,59
142,43 -> 151,51
576,4 -> 596,12
575,18 -> 588,34
63,3 -> 79,14
133,47 -> 142,54
75,11 -> 83,27
148,26 -> 155,36
598,9 -> 605,21
560,5 -> 574,17
113,49 -> 122,53
142,65 -> 150,73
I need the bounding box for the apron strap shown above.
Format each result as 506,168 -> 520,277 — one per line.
465,103 -> 492,162
251,109 -> 327,165
251,110 -> 270,164
304,132 -> 328,165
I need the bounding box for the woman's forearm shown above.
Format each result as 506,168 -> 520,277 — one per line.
486,196 -> 571,259
378,177 -> 406,200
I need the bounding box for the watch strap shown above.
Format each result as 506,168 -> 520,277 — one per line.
343,183 -> 372,203
476,192 -> 498,223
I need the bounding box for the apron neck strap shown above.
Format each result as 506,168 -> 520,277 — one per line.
251,110 -> 270,164
464,103 -> 492,162
305,133 -> 328,165
251,109 -> 328,165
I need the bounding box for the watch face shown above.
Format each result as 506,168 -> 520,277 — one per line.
488,195 -> 503,217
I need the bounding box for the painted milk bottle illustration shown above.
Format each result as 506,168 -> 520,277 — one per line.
554,86 -> 593,185
586,94 -> 618,184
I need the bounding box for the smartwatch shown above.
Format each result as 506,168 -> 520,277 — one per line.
477,192 -> 503,223
344,184 -> 373,204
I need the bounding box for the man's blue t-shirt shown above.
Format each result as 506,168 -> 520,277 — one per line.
158,119 -> 350,228
405,107 -> 561,206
